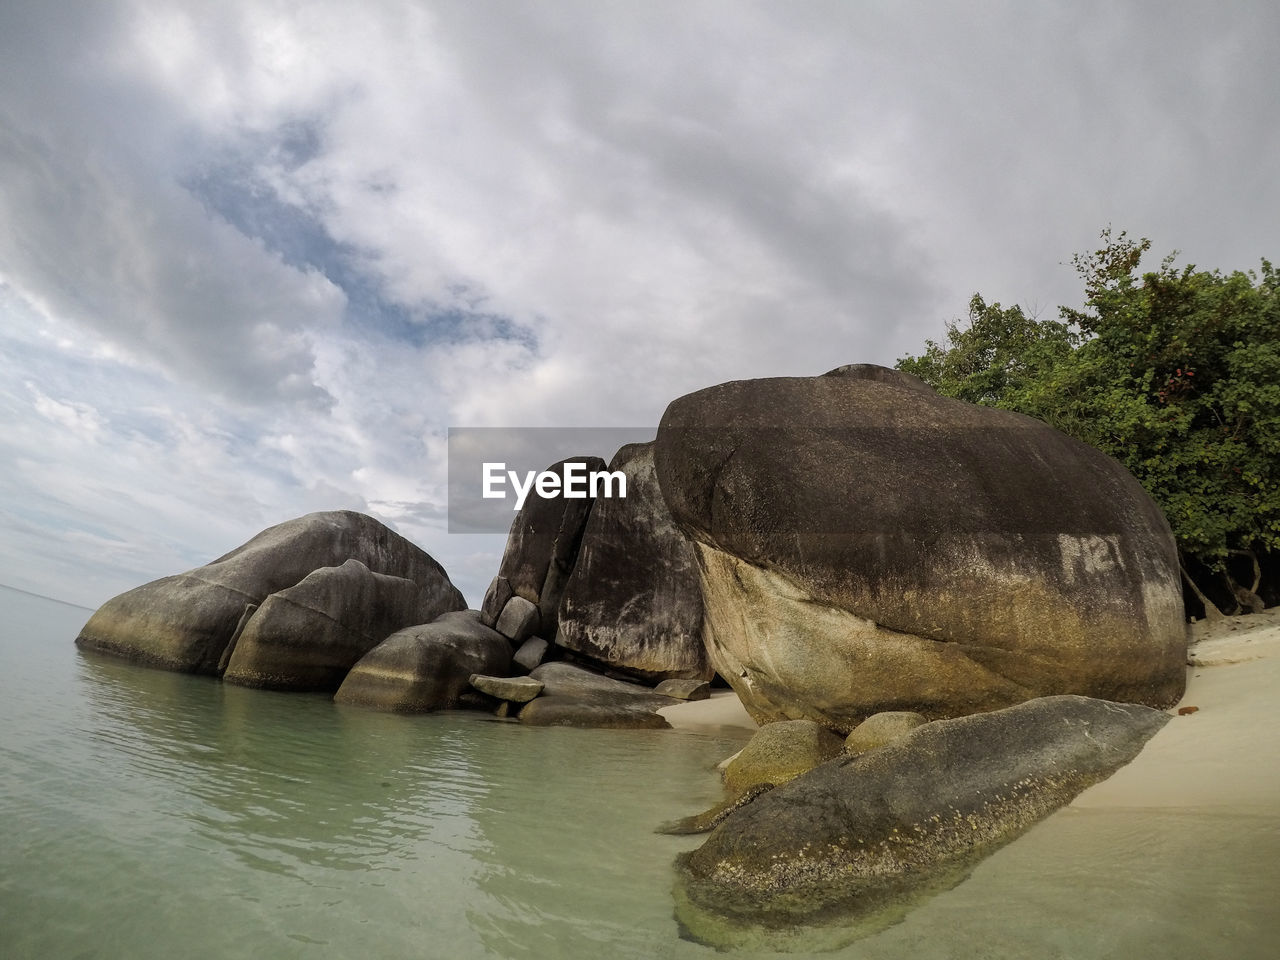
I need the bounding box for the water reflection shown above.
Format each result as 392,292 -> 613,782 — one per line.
75,647 -> 497,877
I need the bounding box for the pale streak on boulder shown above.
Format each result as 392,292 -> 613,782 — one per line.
75,511 -> 463,674
674,695 -> 1170,950
555,442 -> 709,682
654,367 -> 1186,732
334,611 -> 511,712
223,559 -> 462,691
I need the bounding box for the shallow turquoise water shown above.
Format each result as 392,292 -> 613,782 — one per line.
2,583 -> 1277,958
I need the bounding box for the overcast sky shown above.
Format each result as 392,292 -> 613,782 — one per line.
2,0 -> 1276,609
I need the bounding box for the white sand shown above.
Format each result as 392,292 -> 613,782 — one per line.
658,689 -> 759,732
660,609 -> 1280,813
1072,608 -> 1280,811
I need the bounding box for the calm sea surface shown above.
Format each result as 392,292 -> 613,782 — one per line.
2,583 -> 1277,959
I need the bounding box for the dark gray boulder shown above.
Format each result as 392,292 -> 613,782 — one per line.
479,576 -> 513,628
512,636 -> 548,673
334,611 -> 512,712
75,511 -> 464,674
554,443 -> 708,682
222,559 -> 460,691
496,456 -> 605,639
517,662 -> 677,729
494,595 -> 539,644
654,367 -> 1186,731
674,695 -> 1170,949
655,678 -> 711,701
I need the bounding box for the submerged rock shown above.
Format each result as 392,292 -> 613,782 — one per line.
656,783 -> 776,836
555,442 -> 709,682
334,611 -> 511,712
674,695 -> 1170,949
76,511 -> 463,674
654,366 -> 1186,731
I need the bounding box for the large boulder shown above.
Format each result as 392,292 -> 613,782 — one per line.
222,559 -> 461,691
495,456 -> 605,641
654,366 -> 1186,731
674,695 -> 1170,949
334,611 -> 512,712
75,511 -> 465,674
555,442 -> 708,682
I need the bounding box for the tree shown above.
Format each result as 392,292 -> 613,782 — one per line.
896,294 -> 1077,408
898,229 -> 1280,616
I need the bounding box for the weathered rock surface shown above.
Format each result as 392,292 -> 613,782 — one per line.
479,576 -> 513,628
674,695 -> 1170,948
470,674 -> 544,703
722,720 -> 844,796
334,611 -> 511,712
494,595 -> 540,644
517,662 -> 677,729
512,636 -> 548,673
656,783 -> 776,836
76,511 -> 464,674
654,366 -> 1186,731
843,711 -> 929,754
222,559 -> 458,691
555,443 -> 709,682
497,456 -> 605,639
655,678 -> 711,701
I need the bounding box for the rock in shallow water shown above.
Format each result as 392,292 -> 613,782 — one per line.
334,611 -> 511,712
673,695 -> 1170,949
223,559 -> 458,691
76,511 -> 464,674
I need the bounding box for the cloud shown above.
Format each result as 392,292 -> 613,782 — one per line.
0,0 -> 1276,609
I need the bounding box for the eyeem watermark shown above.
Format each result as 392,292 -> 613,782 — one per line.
448,427 -> 654,532
482,461 -> 627,510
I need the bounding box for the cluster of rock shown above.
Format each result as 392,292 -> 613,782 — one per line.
77,444 -> 712,728
673,696 -> 1170,950
75,363 -> 1191,942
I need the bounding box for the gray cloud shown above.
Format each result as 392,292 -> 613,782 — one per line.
0,0 -> 1276,607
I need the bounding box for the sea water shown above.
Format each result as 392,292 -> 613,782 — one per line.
1,583 -> 1277,959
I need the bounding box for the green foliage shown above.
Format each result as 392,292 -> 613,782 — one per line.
898,229 -> 1280,609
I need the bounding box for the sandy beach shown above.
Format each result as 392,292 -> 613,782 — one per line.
1073,607 -> 1280,811
659,610 -> 1280,813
